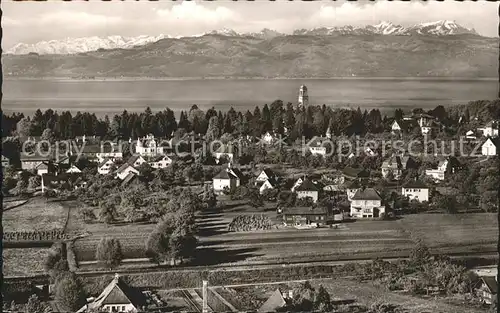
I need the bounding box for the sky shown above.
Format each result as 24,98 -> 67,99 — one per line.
2,1 -> 498,48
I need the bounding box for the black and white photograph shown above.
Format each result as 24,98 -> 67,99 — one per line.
1,1 -> 499,312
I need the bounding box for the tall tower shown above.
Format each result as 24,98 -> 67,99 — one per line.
298,85 -> 309,107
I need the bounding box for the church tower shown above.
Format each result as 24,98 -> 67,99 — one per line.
298,85 -> 309,107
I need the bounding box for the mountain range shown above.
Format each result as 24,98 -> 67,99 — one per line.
3,20 -> 496,78
6,21 -> 481,55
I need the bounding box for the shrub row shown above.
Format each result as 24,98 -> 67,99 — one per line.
81,265 -> 351,292
3,229 -> 67,241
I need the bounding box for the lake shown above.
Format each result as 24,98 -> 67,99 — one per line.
2,78 -> 498,117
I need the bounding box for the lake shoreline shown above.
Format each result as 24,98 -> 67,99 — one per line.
4,76 -> 498,82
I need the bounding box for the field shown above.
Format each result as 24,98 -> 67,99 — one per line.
69,194 -> 497,267
3,248 -> 49,276
3,198 -> 68,232
398,214 -> 498,248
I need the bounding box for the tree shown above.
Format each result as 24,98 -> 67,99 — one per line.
205,116 -> 221,141
24,294 -> 43,313
16,117 -> 33,137
28,175 -> 41,190
41,128 -> 56,143
410,241 -> 431,267
433,194 -> 457,214
54,272 -> 86,312
95,237 -> 123,269
146,210 -> 197,265
98,200 -> 116,224
12,179 -> 27,196
314,285 -> 332,312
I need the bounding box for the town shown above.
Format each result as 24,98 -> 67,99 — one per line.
2,90 -> 499,313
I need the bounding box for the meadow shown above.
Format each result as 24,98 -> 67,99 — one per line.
3,195 -> 497,278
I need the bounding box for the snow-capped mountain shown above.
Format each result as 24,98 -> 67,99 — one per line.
367,21 -> 408,35
206,28 -> 241,37
248,28 -> 284,39
7,34 -> 170,55
7,21 -> 479,55
408,20 -> 477,36
294,20 -> 477,37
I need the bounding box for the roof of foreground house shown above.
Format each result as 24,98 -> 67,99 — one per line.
258,289 -> 287,313
79,274 -> 147,312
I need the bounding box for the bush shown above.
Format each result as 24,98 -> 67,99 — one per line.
80,208 -> 96,223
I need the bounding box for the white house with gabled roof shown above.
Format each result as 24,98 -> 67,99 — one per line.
481,137 -> 499,156
77,273 -> 147,313
98,159 -> 115,175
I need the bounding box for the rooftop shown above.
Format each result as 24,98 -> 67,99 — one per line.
351,188 -> 382,201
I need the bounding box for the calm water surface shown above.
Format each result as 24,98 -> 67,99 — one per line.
2,78 -> 498,117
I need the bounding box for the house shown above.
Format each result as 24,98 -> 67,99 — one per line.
477,121 -> 499,138
425,158 -> 453,181
65,165 -> 82,174
98,159 -> 115,175
20,153 -> 52,170
213,144 -> 235,164
481,137 -> 499,156
295,178 -> 320,203
342,167 -> 369,180
465,130 -> 477,140
346,180 -> 361,202
364,147 -> 376,157
76,273 -> 148,313
127,155 -> 147,168
391,120 -> 403,133
149,155 -> 173,169
135,134 -> 166,156
256,168 -> 278,183
212,164 -> 242,195
282,206 -> 328,227
402,180 -> 429,202
76,144 -> 102,162
261,131 -> 277,145
116,164 -> 140,180
96,143 -> 123,162
290,177 -> 304,192
381,155 -> 410,180
35,162 -> 51,176
325,126 -> 332,139
41,173 -> 83,194
417,114 -> 439,135
121,172 -> 140,187
258,289 -> 290,313
2,155 -> 11,167
349,188 -> 385,219
258,178 -> 277,195
476,276 -> 497,305
307,136 -> 330,156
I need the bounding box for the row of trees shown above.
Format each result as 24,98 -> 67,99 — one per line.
5,99 -> 497,141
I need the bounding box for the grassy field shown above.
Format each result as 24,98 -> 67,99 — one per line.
3,248 -> 49,276
397,213 -> 498,247
3,198 -> 68,232
49,196 -> 499,268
